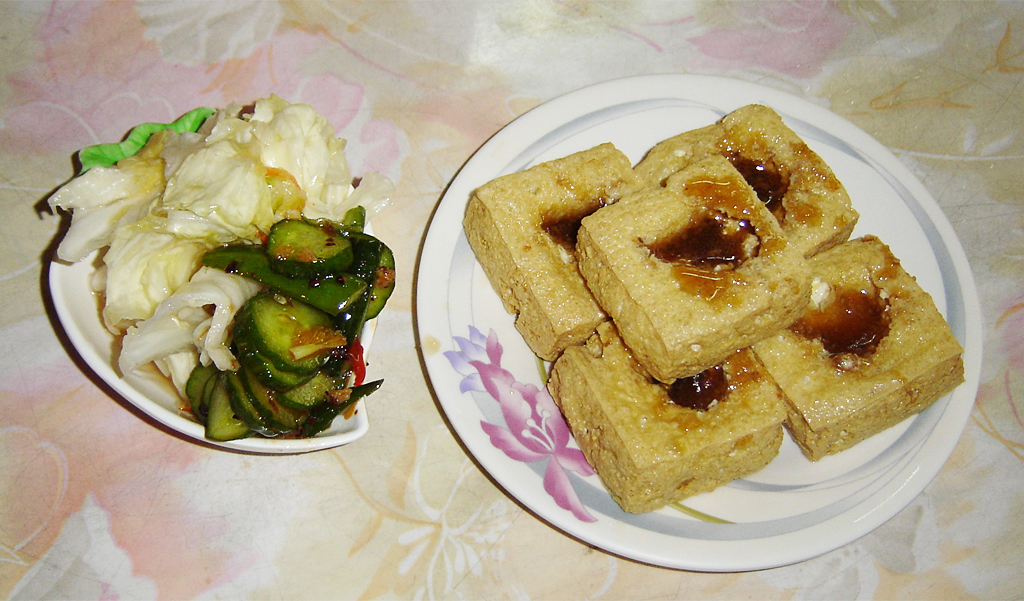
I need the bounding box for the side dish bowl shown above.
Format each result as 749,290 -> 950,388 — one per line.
49,250 -> 373,454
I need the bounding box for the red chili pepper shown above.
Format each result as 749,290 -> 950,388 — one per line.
349,338 -> 366,386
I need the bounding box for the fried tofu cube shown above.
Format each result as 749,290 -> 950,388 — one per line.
752,236 -> 965,461
576,155 -> 810,382
635,104 -> 858,258
548,322 -> 786,513
463,143 -> 637,360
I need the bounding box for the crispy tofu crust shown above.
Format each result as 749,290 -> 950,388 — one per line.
549,322 -> 786,513
753,236 -> 965,461
635,104 -> 858,258
463,143 -> 637,360
577,155 -> 810,382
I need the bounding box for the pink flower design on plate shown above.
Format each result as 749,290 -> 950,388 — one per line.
445,327 -> 596,522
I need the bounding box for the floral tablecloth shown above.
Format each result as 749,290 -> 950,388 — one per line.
2,1 -> 1022,599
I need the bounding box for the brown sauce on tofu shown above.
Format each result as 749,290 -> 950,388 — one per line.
541,196 -> 607,252
648,211 -> 757,269
646,208 -> 759,301
727,156 -> 789,220
791,287 -> 891,359
666,364 -> 728,411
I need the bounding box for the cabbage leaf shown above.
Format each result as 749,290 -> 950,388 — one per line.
119,267 -> 262,380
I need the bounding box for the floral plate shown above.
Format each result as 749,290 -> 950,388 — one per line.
415,74 -> 982,571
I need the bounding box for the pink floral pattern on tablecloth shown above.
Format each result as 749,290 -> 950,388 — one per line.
0,1 -> 400,178
687,0 -> 855,77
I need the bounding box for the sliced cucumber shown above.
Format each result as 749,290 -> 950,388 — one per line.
234,292 -> 344,375
185,363 -> 218,420
205,374 -> 252,442
237,346 -> 314,391
365,242 -> 395,320
241,367 -> 308,433
340,205 -> 366,232
333,294 -> 368,344
300,379 -> 382,437
202,244 -> 366,316
334,235 -> 395,339
266,219 -> 354,278
234,320 -> 315,391
225,370 -> 275,437
278,371 -> 344,411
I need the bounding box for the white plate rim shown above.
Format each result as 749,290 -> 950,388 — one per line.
415,74 -> 982,571
48,250 -> 376,455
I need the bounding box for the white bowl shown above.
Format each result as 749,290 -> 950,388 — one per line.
48,250 -> 373,454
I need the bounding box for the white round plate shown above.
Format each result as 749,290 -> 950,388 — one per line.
49,252 -> 374,454
416,74 -> 982,571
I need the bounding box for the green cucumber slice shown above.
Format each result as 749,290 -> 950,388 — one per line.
341,205 -> 366,231
202,245 -> 366,316
300,379 -> 382,437
237,346 -> 314,391
234,292 -> 343,374
225,371 -> 274,437
333,234 -> 395,339
205,374 -> 253,441
278,371 -> 344,411
365,242 -> 395,320
241,367 -> 308,432
185,363 -> 218,420
266,219 -> 354,278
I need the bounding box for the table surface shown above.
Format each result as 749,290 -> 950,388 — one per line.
2,1 -> 1023,599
